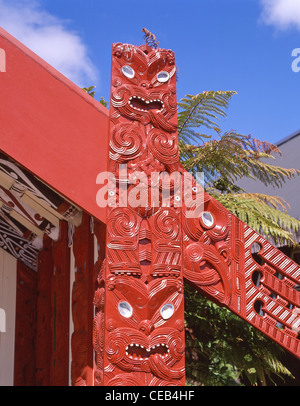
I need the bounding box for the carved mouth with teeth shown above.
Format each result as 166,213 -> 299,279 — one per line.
126,343 -> 169,360
129,96 -> 164,112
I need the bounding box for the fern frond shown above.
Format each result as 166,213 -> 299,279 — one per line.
180,131 -> 300,189
177,90 -> 237,145
211,192 -> 300,245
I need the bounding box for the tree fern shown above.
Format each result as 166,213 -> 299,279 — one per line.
177,90 -> 236,146
211,191 -> 300,245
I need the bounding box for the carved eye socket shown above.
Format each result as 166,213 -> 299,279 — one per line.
157,71 -> 170,83
118,301 -> 133,318
122,65 -> 135,79
160,303 -> 174,320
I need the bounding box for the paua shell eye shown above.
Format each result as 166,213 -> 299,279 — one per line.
160,303 -> 174,320
118,301 -> 133,318
157,71 -> 170,83
201,211 -> 214,227
122,65 -> 135,79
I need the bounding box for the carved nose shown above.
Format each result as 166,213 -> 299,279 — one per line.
140,81 -> 152,89
138,320 -> 154,335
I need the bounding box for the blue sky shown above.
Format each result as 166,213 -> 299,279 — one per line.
1,0 -> 300,145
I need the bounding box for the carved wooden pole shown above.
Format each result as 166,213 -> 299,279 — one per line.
94,43 -> 185,386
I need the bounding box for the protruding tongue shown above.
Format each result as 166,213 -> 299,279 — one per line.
149,354 -> 185,380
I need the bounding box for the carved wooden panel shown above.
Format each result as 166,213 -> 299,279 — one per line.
94,43 -> 185,386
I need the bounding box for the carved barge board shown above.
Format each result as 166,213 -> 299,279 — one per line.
181,177 -> 300,359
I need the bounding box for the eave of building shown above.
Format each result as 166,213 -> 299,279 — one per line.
276,129 -> 300,147
0,27 -> 110,226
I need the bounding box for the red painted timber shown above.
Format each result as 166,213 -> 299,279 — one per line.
0,27 -> 108,223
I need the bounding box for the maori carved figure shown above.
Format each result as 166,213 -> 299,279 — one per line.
94,42 -> 300,387
94,42 -> 185,386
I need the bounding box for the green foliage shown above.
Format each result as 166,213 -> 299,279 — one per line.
82,85 -> 96,98
211,191 -> 300,246
178,90 -> 236,146
184,284 -> 294,386
83,86 -> 108,107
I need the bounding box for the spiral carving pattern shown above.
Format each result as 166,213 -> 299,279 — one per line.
109,123 -> 144,162
107,207 -> 140,238
148,129 -> 178,164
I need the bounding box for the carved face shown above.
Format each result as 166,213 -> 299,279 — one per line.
111,43 -> 177,132
108,44 -> 180,218
104,275 -> 185,381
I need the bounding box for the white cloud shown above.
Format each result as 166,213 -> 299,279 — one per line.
0,0 -> 99,87
260,0 -> 300,30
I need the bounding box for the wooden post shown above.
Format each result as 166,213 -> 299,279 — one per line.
14,261 -> 37,386
71,213 -> 94,386
36,221 -> 70,386
50,221 -> 70,385
36,235 -> 53,386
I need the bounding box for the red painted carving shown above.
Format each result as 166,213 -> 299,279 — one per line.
94,42 -> 300,387
94,43 -> 185,386
182,188 -> 300,358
